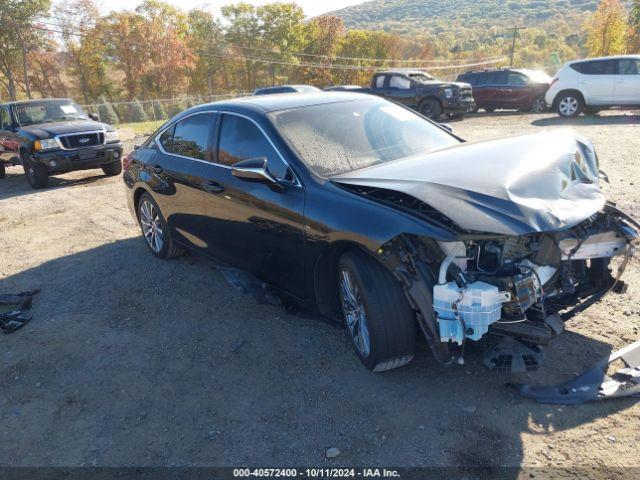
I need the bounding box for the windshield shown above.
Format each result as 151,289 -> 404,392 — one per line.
408,73 -> 435,83
270,97 -> 460,176
14,100 -> 89,126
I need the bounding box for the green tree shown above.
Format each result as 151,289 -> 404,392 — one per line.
585,0 -> 628,56
0,0 -> 51,100
187,8 -> 226,95
629,0 -> 640,53
153,101 -> 167,120
97,95 -> 119,124
130,98 -> 148,123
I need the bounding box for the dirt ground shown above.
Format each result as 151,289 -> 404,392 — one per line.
1,110 -> 639,475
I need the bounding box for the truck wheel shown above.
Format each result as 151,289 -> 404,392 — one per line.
337,249 -> 416,372
102,159 -> 123,177
22,154 -> 49,189
0,162 -> 5,179
137,192 -> 182,259
556,92 -> 583,118
419,98 -> 442,121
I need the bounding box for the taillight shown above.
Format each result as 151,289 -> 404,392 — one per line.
122,154 -> 133,171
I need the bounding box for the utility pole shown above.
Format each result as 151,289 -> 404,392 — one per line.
509,26 -> 525,67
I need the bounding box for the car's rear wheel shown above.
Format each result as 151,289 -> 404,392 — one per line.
419,98 -> 442,121
137,193 -> 182,259
531,96 -> 546,113
102,159 -> 123,176
21,154 -> 49,189
556,92 -> 583,118
337,250 -> 416,372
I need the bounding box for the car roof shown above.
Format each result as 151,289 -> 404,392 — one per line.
567,54 -> 640,64
375,70 -> 430,75
189,92 -> 369,115
254,84 -> 315,91
3,98 -> 75,106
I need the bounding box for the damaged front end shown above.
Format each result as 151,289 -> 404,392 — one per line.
376,204 -> 638,367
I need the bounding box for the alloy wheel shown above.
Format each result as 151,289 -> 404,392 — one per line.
139,199 -> 164,254
532,98 -> 546,113
339,269 -> 371,357
558,96 -> 578,116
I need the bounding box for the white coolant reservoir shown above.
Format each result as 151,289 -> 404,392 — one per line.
434,281 -> 511,345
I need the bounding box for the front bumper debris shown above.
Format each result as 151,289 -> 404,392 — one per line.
511,340 -> 640,404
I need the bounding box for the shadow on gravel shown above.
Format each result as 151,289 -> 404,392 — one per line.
0,166 -> 110,201
532,114 -> 640,127
1,238 -> 635,471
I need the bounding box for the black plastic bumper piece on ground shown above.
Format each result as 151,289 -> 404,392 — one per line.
511,340 -> 640,404
0,290 -> 39,334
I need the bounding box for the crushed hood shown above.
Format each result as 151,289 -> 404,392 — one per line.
331,130 -> 605,236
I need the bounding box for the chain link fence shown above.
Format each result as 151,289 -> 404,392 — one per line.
82,92 -> 251,125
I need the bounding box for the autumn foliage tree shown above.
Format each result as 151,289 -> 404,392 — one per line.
585,0 -> 628,57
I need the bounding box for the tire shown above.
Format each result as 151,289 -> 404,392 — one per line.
556,92 -> 583,118
21,153 -> 49,189
337,249 -> 416,372
419,98 -> 442,121
0,162 -> 5,179
102,159 -> 123,176
137,192 -> 182,259
531,96 -> 546,113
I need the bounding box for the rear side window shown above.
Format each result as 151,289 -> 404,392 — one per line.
374,75 -> 386,88
389,75 -> 411,89
507,73 -> 528,86
494,71 -> 509,85
159,113 -> 215,161
571,60 -> 615,75
618,59 -> 640,75
217,114 -> 290,181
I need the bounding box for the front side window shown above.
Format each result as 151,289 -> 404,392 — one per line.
217,114 -> 290,180
508,73 -> 528,86
159,113 -> 214,160
389,75 -> 411,89
14,99 -> 88,126
270,97 -> 460,177
0,108 -> 11,130
494,71 -> 509,85
618,59 -> 640,75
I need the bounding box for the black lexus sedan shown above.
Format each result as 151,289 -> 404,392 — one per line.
124,92 -> 638,372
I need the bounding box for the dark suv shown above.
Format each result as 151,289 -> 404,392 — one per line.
369,70 -> 475,120
456,68 -> 551,113
0,98 -> 123,188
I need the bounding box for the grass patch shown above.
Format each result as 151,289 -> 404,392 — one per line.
116,120 -> 165,136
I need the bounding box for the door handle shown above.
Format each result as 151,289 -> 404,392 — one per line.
147,164 -> 163,174
202,181 -> 224,194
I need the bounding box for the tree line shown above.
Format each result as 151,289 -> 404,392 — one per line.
0,0 -> 638,106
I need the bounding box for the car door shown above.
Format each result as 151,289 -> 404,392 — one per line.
197,111 -> 306,297
478,72 -> 499,109
145,111 -> 220,252
506,71 -> 533,108
614,58 -> 640,105
577,59 -> 616,105
0,106 -> 18,162
384,74 -> 415,107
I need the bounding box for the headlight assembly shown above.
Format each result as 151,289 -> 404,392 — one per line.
444,88 -> 454,99
105,130 -> 119,142
33,138 -> 59,151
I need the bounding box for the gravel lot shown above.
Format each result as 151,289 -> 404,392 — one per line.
1,110 -> 639,474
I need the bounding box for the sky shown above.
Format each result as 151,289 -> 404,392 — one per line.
96,0 -> 366,18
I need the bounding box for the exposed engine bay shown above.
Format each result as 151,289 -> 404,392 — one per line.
377,204 -> 639,368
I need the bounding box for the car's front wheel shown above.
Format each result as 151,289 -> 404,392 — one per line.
419,98 -> 442,121
137,193 -> 182,259
337,250 -> 416,372
21,154 -> 49,189
556,92 -> 583,118
531,96 -> 546,113
102,159 -> 123,176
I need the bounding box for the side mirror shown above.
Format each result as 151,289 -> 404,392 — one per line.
89,113 -> 100,121
231,157 -> 282,188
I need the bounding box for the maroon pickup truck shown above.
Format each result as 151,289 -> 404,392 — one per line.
456,68 -> 551,113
